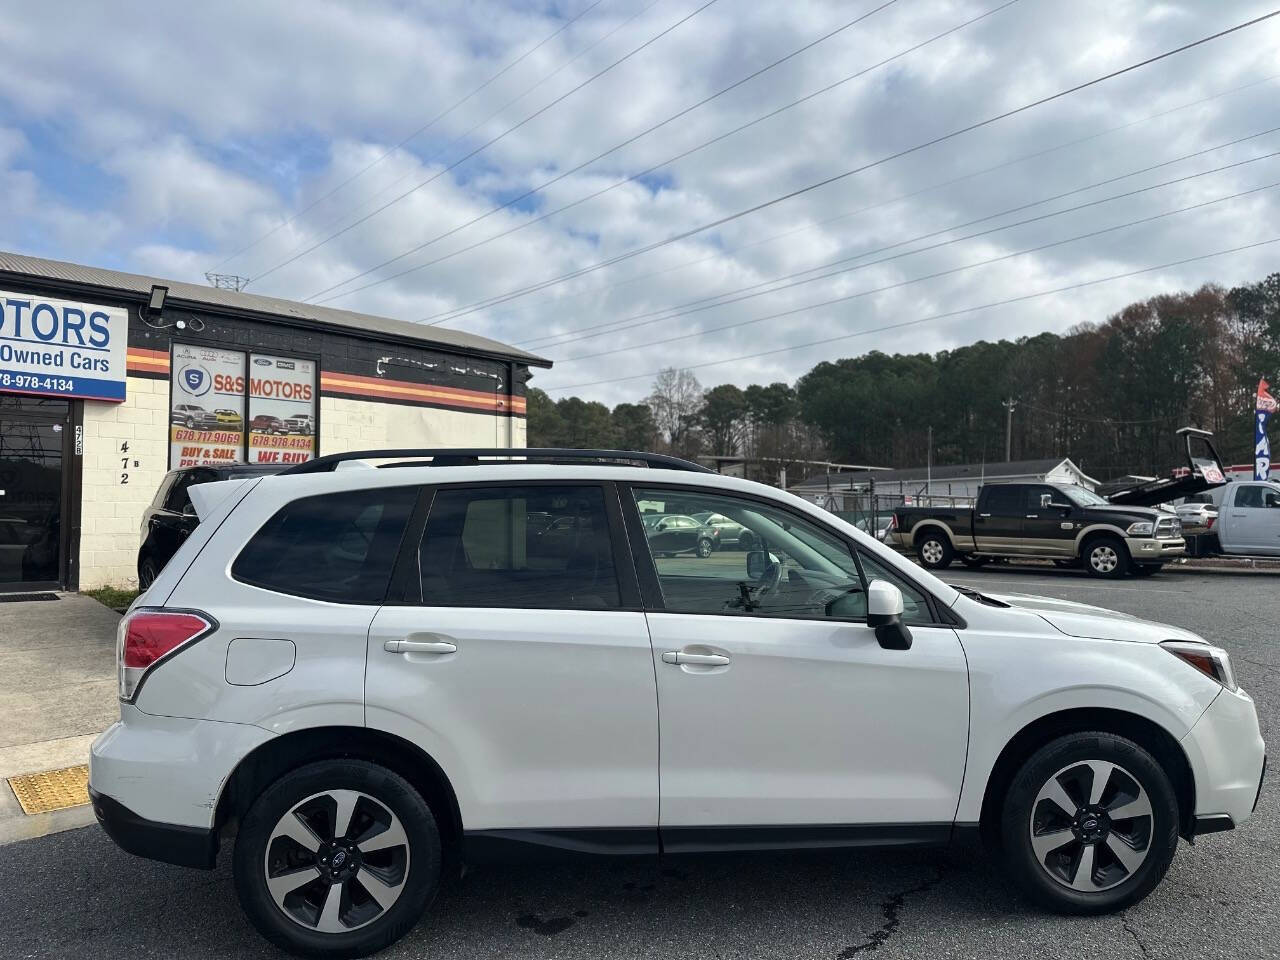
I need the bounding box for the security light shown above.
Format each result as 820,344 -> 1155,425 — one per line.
148,285 -> 168,313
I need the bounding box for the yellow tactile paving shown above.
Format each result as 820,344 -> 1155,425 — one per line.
7,764 -> 90,815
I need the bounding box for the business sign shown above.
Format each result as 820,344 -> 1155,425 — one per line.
1257,379 -> 1276,481
0,291 -> 128,401
169,344 -> 246,468
247,353 -> 316,465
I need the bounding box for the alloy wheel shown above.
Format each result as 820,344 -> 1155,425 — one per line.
921,540 -> 944,565
264,789 -> 410,934
1089,545 -> 1118,574
1029,760 -> 1153,892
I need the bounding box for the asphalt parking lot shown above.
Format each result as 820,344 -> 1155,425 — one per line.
5,566 -> 1277,960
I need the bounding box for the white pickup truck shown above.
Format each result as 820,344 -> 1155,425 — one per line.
1207,480 -> 1280,556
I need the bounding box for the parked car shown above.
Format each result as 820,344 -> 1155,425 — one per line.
1174,493 -> 1218,529
170,404 -> 216,430
890,482 -> 1184,578
1208,480 -> 1280,556
92,449 -> 1264,958
690,511 -> 758,550
284,413 -> 313,436
214,409 -> 244,428
250,414 -> 287,435
855,514 -> 895,541
137,464 -> 286,587
642,512 -> 718,557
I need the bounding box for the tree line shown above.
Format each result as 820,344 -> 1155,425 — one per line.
528,271 -> 1280,482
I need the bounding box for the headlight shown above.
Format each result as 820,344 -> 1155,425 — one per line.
1161,640 -> 1238,692
1127,521 -> 1154,536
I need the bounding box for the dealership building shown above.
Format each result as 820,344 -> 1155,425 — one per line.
0,251 -> 549,592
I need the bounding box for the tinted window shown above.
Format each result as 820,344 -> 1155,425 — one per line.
1024,486 -> 1060,511
983,486 -> 1022,513
233,486 -> 417,603
418,485 -> 621,610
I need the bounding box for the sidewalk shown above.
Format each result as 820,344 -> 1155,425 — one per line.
0,594 -> 119,845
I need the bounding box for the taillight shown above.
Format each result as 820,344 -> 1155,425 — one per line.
1206,516 -> 1215,529
117,609 -> 215,702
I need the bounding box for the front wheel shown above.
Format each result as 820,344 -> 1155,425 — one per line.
961,554 -> 988,568
234,759 -> 441,958
696,538 -> 714,558
1000,732 -> 1179,914
1083,536 -> 1129,579
917,532 -> 953,570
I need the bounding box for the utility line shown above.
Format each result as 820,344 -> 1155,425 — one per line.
248,0 -> 666,287
210,0 -> 608,271
303,0 -> 925,302
532,130 -> 1280,349
552,177 -> 1280,364
247,0 -> 721,285
544,235 -> 1280,391
418,9 -> 1280,327
308,0 -> 1018,305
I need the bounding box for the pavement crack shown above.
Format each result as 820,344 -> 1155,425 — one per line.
1122,911 -> 1152,958
837,864 -> 945,957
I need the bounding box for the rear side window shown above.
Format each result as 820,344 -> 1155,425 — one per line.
983,486 -> 1022,513
418,485 -> 621,610
232,486 -> 417,603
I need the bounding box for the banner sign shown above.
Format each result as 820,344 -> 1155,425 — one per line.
1257,379 -> 1276,481
169,344 -> 246,468
0,291 -> 128,401
247,353 -> 316,465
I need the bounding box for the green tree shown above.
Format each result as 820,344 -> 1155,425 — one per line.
700,384 -> 746,454
612,402 -> 658,450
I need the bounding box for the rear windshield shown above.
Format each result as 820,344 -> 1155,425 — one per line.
232,486 -> 417,603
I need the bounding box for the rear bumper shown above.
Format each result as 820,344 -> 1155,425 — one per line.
90,788 -> 218,869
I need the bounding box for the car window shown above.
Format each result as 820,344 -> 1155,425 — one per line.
232,486 -> 417,603
1235,486 -> 1266,509
983,486 -> 1022,513
632,487 -> 925,622
417,485 -> 621,610
1025,486 -> 1059,511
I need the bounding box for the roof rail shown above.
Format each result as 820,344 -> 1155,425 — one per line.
279,448 -> 715,475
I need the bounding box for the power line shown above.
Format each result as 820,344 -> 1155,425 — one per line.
531,132 -> 1280,350
492,71 -> 1280,341
414,9 -> 1280,327
303,0 -> 926,303
209,0 -> 608,273
552,178 -> 1280,364
544,235 -> 1280,391
247,0 -> 722,286
309,0 -> 1020,306
244,0 -> 667,290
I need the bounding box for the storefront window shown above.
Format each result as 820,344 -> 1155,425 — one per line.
247,354 -> 317,465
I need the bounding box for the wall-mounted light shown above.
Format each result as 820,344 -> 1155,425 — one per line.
148,284 -> 168,314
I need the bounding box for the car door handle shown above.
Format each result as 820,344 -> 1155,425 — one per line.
1025,514 -> 1039,519
978,513 -> 991,518
661,651 -> 730,666
383,639 -> 457,655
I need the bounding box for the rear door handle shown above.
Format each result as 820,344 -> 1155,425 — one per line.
383,639 -> 457,655
661,651 -> 730,666
978,513 -> 991,518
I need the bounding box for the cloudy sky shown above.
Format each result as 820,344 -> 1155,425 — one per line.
2,0 -> 1278,403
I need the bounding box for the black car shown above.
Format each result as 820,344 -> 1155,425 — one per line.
138,464 -> 285,587
690,511 -> 758,550
641,513 -> 718,558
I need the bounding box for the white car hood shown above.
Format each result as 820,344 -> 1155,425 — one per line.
983,591 -> 1204,645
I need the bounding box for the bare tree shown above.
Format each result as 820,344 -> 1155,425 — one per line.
646,368 -> 703,454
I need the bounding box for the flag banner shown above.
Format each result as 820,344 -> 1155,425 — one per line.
1257,379 -> 1276,481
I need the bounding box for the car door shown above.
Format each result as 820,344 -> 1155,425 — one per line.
1222,484 -> 1280,555
973,485 -> 1025,552
1020,485 -> 1075,557
366,481 -> 660,846
623,484 -> 969,848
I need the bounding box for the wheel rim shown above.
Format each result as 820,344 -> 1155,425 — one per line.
1029,760 -> 1153,892
1090,545 -> 1118,573
698,540 -> 712,557
139,560 -> 156,588
921,540 -> 944,565
264,789 -> 410,934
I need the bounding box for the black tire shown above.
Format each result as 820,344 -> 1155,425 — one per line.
1000,731 -> 1178,914
1082,536 -> 1129,579
138,556 -> 159,589
234,759 -> 442,959
184,417 -> 195,429
696,538 -> 714,558
916,531 -> 954,570
961,555 -> 988,568
1132,563 -> 1163,577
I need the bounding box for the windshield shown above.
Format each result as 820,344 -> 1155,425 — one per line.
1061,486 -> 1109,507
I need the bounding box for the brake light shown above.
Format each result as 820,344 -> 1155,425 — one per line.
1206,516 -> 1215,529
117,609 -> 215,702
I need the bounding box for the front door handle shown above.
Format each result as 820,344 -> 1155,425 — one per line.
977,513 -> 991,518
384,639 -> 457,655
661,651 -> 730,666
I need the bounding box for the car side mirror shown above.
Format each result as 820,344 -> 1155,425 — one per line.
745,550 -> 781,579
867,580 -> 912,650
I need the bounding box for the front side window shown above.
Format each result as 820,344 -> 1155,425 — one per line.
633,487 -> 931,622
418,485 -> 621,610
232,486 -> 417,603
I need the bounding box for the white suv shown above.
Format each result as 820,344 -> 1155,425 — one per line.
90,449 -> 1266,958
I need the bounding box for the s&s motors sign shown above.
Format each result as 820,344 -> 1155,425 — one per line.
0,291 -> 128,402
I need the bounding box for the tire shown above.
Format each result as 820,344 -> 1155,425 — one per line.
1132,564 -> 1163,577
961,555 -> 988,568
696,538 -> 714,558
138,556 -> 159,589
916,531 -> 954,570
184,417 -> 195,429
738,531 -> 757,552
1082,536 -> 1129,578
234,759 -> 442,959
999,731 -> 1179,915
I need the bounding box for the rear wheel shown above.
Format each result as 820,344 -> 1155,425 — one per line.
234,759 -> 441,959
1000,731 -> 1178,914
696,538 -> 714,558
138,556 -> 159,589
1083,536 -> 1129,579
916,532 -> 953,570
961,554 -> 988,568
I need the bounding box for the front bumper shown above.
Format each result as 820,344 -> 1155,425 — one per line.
90,788 -> 218,869
1181,686 -> 1266,829
1126,536 -> 1186,561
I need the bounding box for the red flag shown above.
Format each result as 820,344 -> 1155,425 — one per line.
1258,379 -> 1277,414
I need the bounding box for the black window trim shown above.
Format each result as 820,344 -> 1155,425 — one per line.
617,480 -> 958,627
383,478 -> 644,612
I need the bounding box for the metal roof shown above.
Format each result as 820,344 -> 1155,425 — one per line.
0,250 -> 550,368
791,457 -> 1086,491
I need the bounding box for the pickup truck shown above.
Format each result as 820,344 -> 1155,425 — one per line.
1189,479 -> 1280,557
889,481 -> 1185,578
